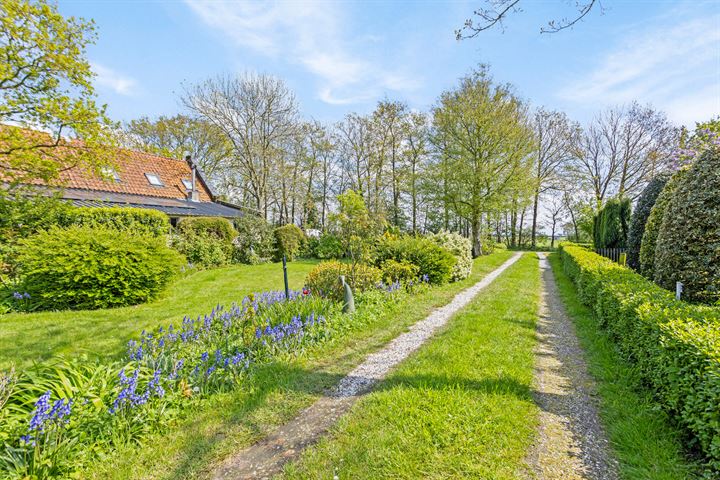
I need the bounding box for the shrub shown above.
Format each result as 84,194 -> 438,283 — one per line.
380,259 -> 419,284
429,230 -> 472,281
304,261 -> 381,301
639,168 -> 689,278
176,217 -> 236,243
58,207 -> 170,237
233,216 -> 275,264
559,243 -> 720,472
273,224 -> 306,261
174,217 -> 237,267
626,175 -> 669,271
375,236 -> 456,285
655,148 -> 720,303
593,197 -> 631,249
315,232 -> 345,259
15,226 -> 184,310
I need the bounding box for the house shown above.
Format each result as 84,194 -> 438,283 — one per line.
36,148 -> 244,225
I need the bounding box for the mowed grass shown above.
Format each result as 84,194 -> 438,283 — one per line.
282,253 -> 541,479
0,260 -> 319,370
84,252 -> 515,480
547,253 -> 701,479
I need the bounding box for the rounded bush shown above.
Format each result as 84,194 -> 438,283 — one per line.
304,261 -> 381,301
273,224 -> 306,261
233,216 -> 275,264
375,236 -> 456,284
174,217 -> 237,267
654,148 -> 720,303
16,226 -> 184,310
177,217 -> 237,243
639,168 -> 689,278
626,175 -> 669,271
380,259 -> 419,284
429,230 -> 472,281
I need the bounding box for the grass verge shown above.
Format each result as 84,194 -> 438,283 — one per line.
282,253 -> 540,479
548,253 -> 700,479
84,252 -> 516,479
0,260 -> 319,370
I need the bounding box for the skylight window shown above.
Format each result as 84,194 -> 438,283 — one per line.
101,167 -> 121,182
182,179 -> 193,190
145,173 -> 164,186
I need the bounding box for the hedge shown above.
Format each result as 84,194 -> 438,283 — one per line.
374,236 -> 456,285
57,207 -> 170,237
558,243 -> 720,473
626,175 -> 669,271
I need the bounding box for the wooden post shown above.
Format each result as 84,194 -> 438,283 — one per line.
282,255 -> 290,300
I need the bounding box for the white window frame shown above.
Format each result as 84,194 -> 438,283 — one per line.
145,173 -> 164,186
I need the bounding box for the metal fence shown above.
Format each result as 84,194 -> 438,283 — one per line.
595,248 -> 627,264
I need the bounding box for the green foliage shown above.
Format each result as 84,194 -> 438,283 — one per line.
375,237 -> 456,285
15,226 -> 184,310
58,207 -> 170,237
0,0 -> 115,188
626,175 -> 669,271
559,243 -> 720,473
174,217 -> 237,267
273,224 -> 306,261
593,197 -> 631,249
315,232 -> 345,259
639,168 -> 689,278
304,261 -> 381,301
429,230 -> 472,281
329,190 -> 378,267
655,148 -> 720,304
233,216 -> 275,264
380,259 -> 420,284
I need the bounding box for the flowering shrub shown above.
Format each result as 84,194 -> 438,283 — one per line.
429,231 -> 472,281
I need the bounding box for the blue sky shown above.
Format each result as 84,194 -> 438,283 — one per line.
59,0 -> 720,128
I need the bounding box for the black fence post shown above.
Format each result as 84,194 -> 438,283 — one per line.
282,255 -> 290,300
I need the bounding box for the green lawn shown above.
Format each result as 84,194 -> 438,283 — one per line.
0,259 -> 318,370
84,252 -> 515,480
282,253 -> 541,479
547,253 -> 700,479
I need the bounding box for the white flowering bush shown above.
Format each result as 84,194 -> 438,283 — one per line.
429,231 -> 472,281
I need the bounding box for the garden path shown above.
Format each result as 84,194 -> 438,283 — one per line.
210,252 -> 523,480
526,253 -> 619,479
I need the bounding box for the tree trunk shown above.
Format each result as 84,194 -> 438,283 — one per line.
471,213 -> 483,257
531,188 -> 539,248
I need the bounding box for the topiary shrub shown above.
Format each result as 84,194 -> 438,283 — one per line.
15,226 -> 184,310
233,216 -> 275,264
177,217 -> 237,243
429,230 -> 472,281
380,259 -> 419,284
593,197 -> 631,249
626,175 -> 669,271
58,207 -> 170,237
304,261 -> 381,301
639,168 -> 689,278
273,224 -> 306,261
375,236 -> 456,285
174,217 -> 237,267
654,148 -> 720,303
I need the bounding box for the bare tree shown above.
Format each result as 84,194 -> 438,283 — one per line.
530,108 -> 577,247
182,73 -> 299,219
405,111 -> 430,233
457,0 -> 600,39
545,191 -> 567,248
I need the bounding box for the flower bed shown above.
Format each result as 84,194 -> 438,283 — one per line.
558,243 -> 720,474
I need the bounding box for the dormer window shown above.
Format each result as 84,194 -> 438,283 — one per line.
145,173 -> 164,186
182,179 -> 193,191
101,167 -> 121,182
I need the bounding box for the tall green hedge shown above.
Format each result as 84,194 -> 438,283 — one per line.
654,148 -> 720,304
639,168 -> 689,278
626,175 -> 669,271
174,217 -> 237,267
559,244 -> 720,473
58,207 -> 170,237
593,197 -> 631,249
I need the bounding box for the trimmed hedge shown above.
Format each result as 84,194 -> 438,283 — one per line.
273,224 -> 306,261
304,261 -> 381,301
177,217 -> 237,243
174,217 -> 237,267
559,243 -> 720,472
626,175 -> 669,271
58,207 -> 170,237
16,226 -> 184,310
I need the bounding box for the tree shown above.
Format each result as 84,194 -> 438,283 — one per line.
0,0 -> 114,188
545,192 -> 567,248
371,100 -> 408,228
569,103 -> 677,206
405,111 -> 429,233
457,0 -> 599,38
530,108 -> 577,247
183,73 -> 299,219
430,67 -> 534,256
593,196 -> 631,249
329,190 -> 377,271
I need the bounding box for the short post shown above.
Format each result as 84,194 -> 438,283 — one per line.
282,255 -> 290,301
339,275 -> 355,313
675,281 -> 683,301
619,252 -> 627,266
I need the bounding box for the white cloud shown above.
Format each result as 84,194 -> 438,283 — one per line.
184,0 -> 421,105
558,14 -> 720,126
92,63 -> 138,96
